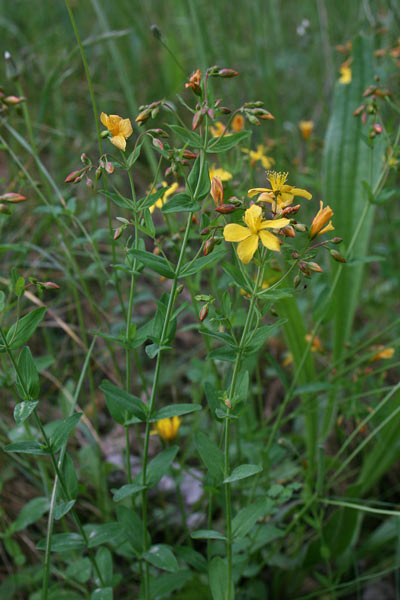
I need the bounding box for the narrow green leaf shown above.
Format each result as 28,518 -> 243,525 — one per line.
207,130 -> 251,153
12,497 -> 49,532
14,400 -> 39,424
223,464 -> 262,483
209,556 -> 231,600
168,124 -> 203,148
16,347 -> 40,400
86,523 -> 125,548
112,482 -> 146,502
54,500 -> 75,520
161,192 -> 200,214
37,533 -> 85,552
151,403 -> 202,421
187,156 -> 210,201
146,445 -> 179,487
143,544 -> 179,572
128,249 -> 175,279
191,529 -> 226,541
195,431 -> 224,481
100,380 -> 148,425
49,413 -> 82,452
232,498 -> 274,539
5,307 -> 46,350
4,440 -> 50,455
179,248 -> 226,278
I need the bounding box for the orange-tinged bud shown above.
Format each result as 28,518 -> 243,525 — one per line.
211,176 -> 224,206
330,249 -> 346,263
373,123 -> 383,134
4,95 -> 24,105
282,204 -> 301,217
217,68 -> 239,78
308,262 -> 323,272
281,225 -> 295,238
39,281 -> 60,290
299,120 -> 314,140
185,69 -> 202,95
192,110 -> 203,131
65,169 -> 85,184
0,192 -> 27,203
309,201 -> 334,239
200,227 -> 210,236
216,203 -> 236,214
353,104 -> 365,117
232,114 -> 244,131
204,239 -> 215,256
183,150 -> 198,159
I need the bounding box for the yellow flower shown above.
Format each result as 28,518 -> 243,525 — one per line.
210,121 -> 228,137
305,334 -> 323,353
242,145 -> 275,169
299,120 -> 314,141
339,63 -> 352,84
309,201 -> 334,238
151,416 -> 181,442
100,112 -> 133,151
370,346 -> 395,362
248,171 -> 312,212
209,165 -> 232,182
223,204 -> 290,264
149,182 -> 179,213
232,114 -> 244,132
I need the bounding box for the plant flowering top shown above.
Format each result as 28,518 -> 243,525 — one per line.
248,171 -> 312,212
100,112 -> 133,151
223,204 -> 290,264
151,416 -> 181,441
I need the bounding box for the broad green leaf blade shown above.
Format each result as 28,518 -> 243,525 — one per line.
117,505 -> 145,554
323,35 -> 385,359
16,347 -> 40,400
195,431 -> 224,482
143,544 -> 179,572
86,523 -> 125,548
5,307 -> 46,350
191,529 -> 226,541
14,400 -> 39,424
207,130 -> 251,153
128,249 -> 175,279
100,380 -> 148,424
223,464 -> 262,483
161,192 -> 200,214
209,556 -> 233,600
187,156 -> 210,201
232,498 -> 274,539
37,533 -> 85,552
54,500 -> 76,520
168,124 -> 203,148
4,440 -> 50,455
151,403 -> 202,421
12,497 -> 49,532
146,445 -> 179,487
91,588 -> 113,600
179,248 -> 226,278
112,482 -> 146,502
49,413 -> 82,452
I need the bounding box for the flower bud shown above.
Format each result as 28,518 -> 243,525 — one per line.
361,112 -> 368,125
211,176 -> 224,206
331,237 -> 343,244
282,204 -> 301,217
0,203 -> 11,214
372,123 -> 383,134
246,113 -> 261,126
217,68 -> 239,78
292,250 -> 299,259
362,85 -> 377,97
4,95 -> 25,105
95,166 -> 102,180
308,262 -> 323,272
150,24 -> 162,40
199,305 -> 208,322
219,106 -> 232,114
204,239 -> 215,256
152,138 -> 164,151
299,261 -> 311,276
216,203 -> 236,214
281,225 -> 295,238
80,153 -> 90,165
135,109 -> 151,123
0,192 -> 26,203
64,169 -> 85,183
353,104 -> 365,117
330,249 -> 346,263
192,110 -> 203,131
39,281 -> 60,290
293,275 -> 301,289
113,227 -> 123,240
200,227 -> 210,236
183,150 -> 198,159
293,223 -> 307,232
105,161 -> 114,174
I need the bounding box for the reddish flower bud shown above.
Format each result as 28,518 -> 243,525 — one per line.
65,169 -> 85,184
282,204 -> 301,217
293,275 -> 301,289
330,249 -> 346,263
293,223 -> 307,232
331,237 -> 343,244
39,281 -> 60,290
3,95 -> 24,105
361,112 -> 368,125
153,138 -> 164,151
219,106 -> 232,114
183,150 -> 198,159
199,304 -> 208,322
292,250 -> 299,259
281,225 -> 295,238
308,262 -> 323,272
211,176 -> 224,206
353,104 -> 365,117
204,238 -> 215,256
200,227 -> 210,236
114,227 -> 123,240
105,161 -> 114,174
216,203 -> 236,214
0,192 -> 26,203
362,85 -> 377,97
299,261 -> 311,276
373,123 -> 383,134
218,68 -> 239,78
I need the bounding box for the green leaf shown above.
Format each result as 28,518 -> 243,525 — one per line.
91,588 -> 113,600
14,400 -> 39,424
151,403 -> 202,421
143,207 -> 155,238
149,569 -> 192,599
4,307 -> 46,351
62,453 -> 78,499
208,346 -> 237,362
128,249 -> 175,279
175,546 -> 207,572
117,506 -> 145,554
54,500 -> 75,520
127,137 -> 145,167
100,380 -> 147,425
191,529 -> 226,541
168,125 -> 203,148
232,498 -> 274,539
37,533 -> 85,552
143,544 -> 179,572
112,482 -> 146,502
207,130 -> 251,153
4,440 -> 50,455
99,190 -> 133,210
16,347 -> 40,400
86,523 -> 125,548
49,413 -> 82,452
161,192 -> 200,214
244,320 -> 287,354
187,156 -> 210,201
95,546 -> 113,586
66,557 -> 92,583
146,445 -> 179,487
209,557 -> 232,600
222,262 -> 251,293
179,248 -> 226,278
223,464 -> 262,483
12,497 -> 49,532
0,290 -> 5,312
195,431 -> 224,482
256,287 -> 293,301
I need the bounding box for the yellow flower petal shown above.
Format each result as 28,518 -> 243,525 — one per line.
237,234 -> 259,263
209,166 -> 232,182
260,217 -> 290,229
259,230 -> 281,252
260,155 -> 275,169
120,118 -> 133,138
248,187 -> 270,198
111,135 -> 127,151
100,112 -> 110,128
224,224 -> 251,242
257,192 -> 275,204
243,204 -> 262,232
290,187 -> 312,200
